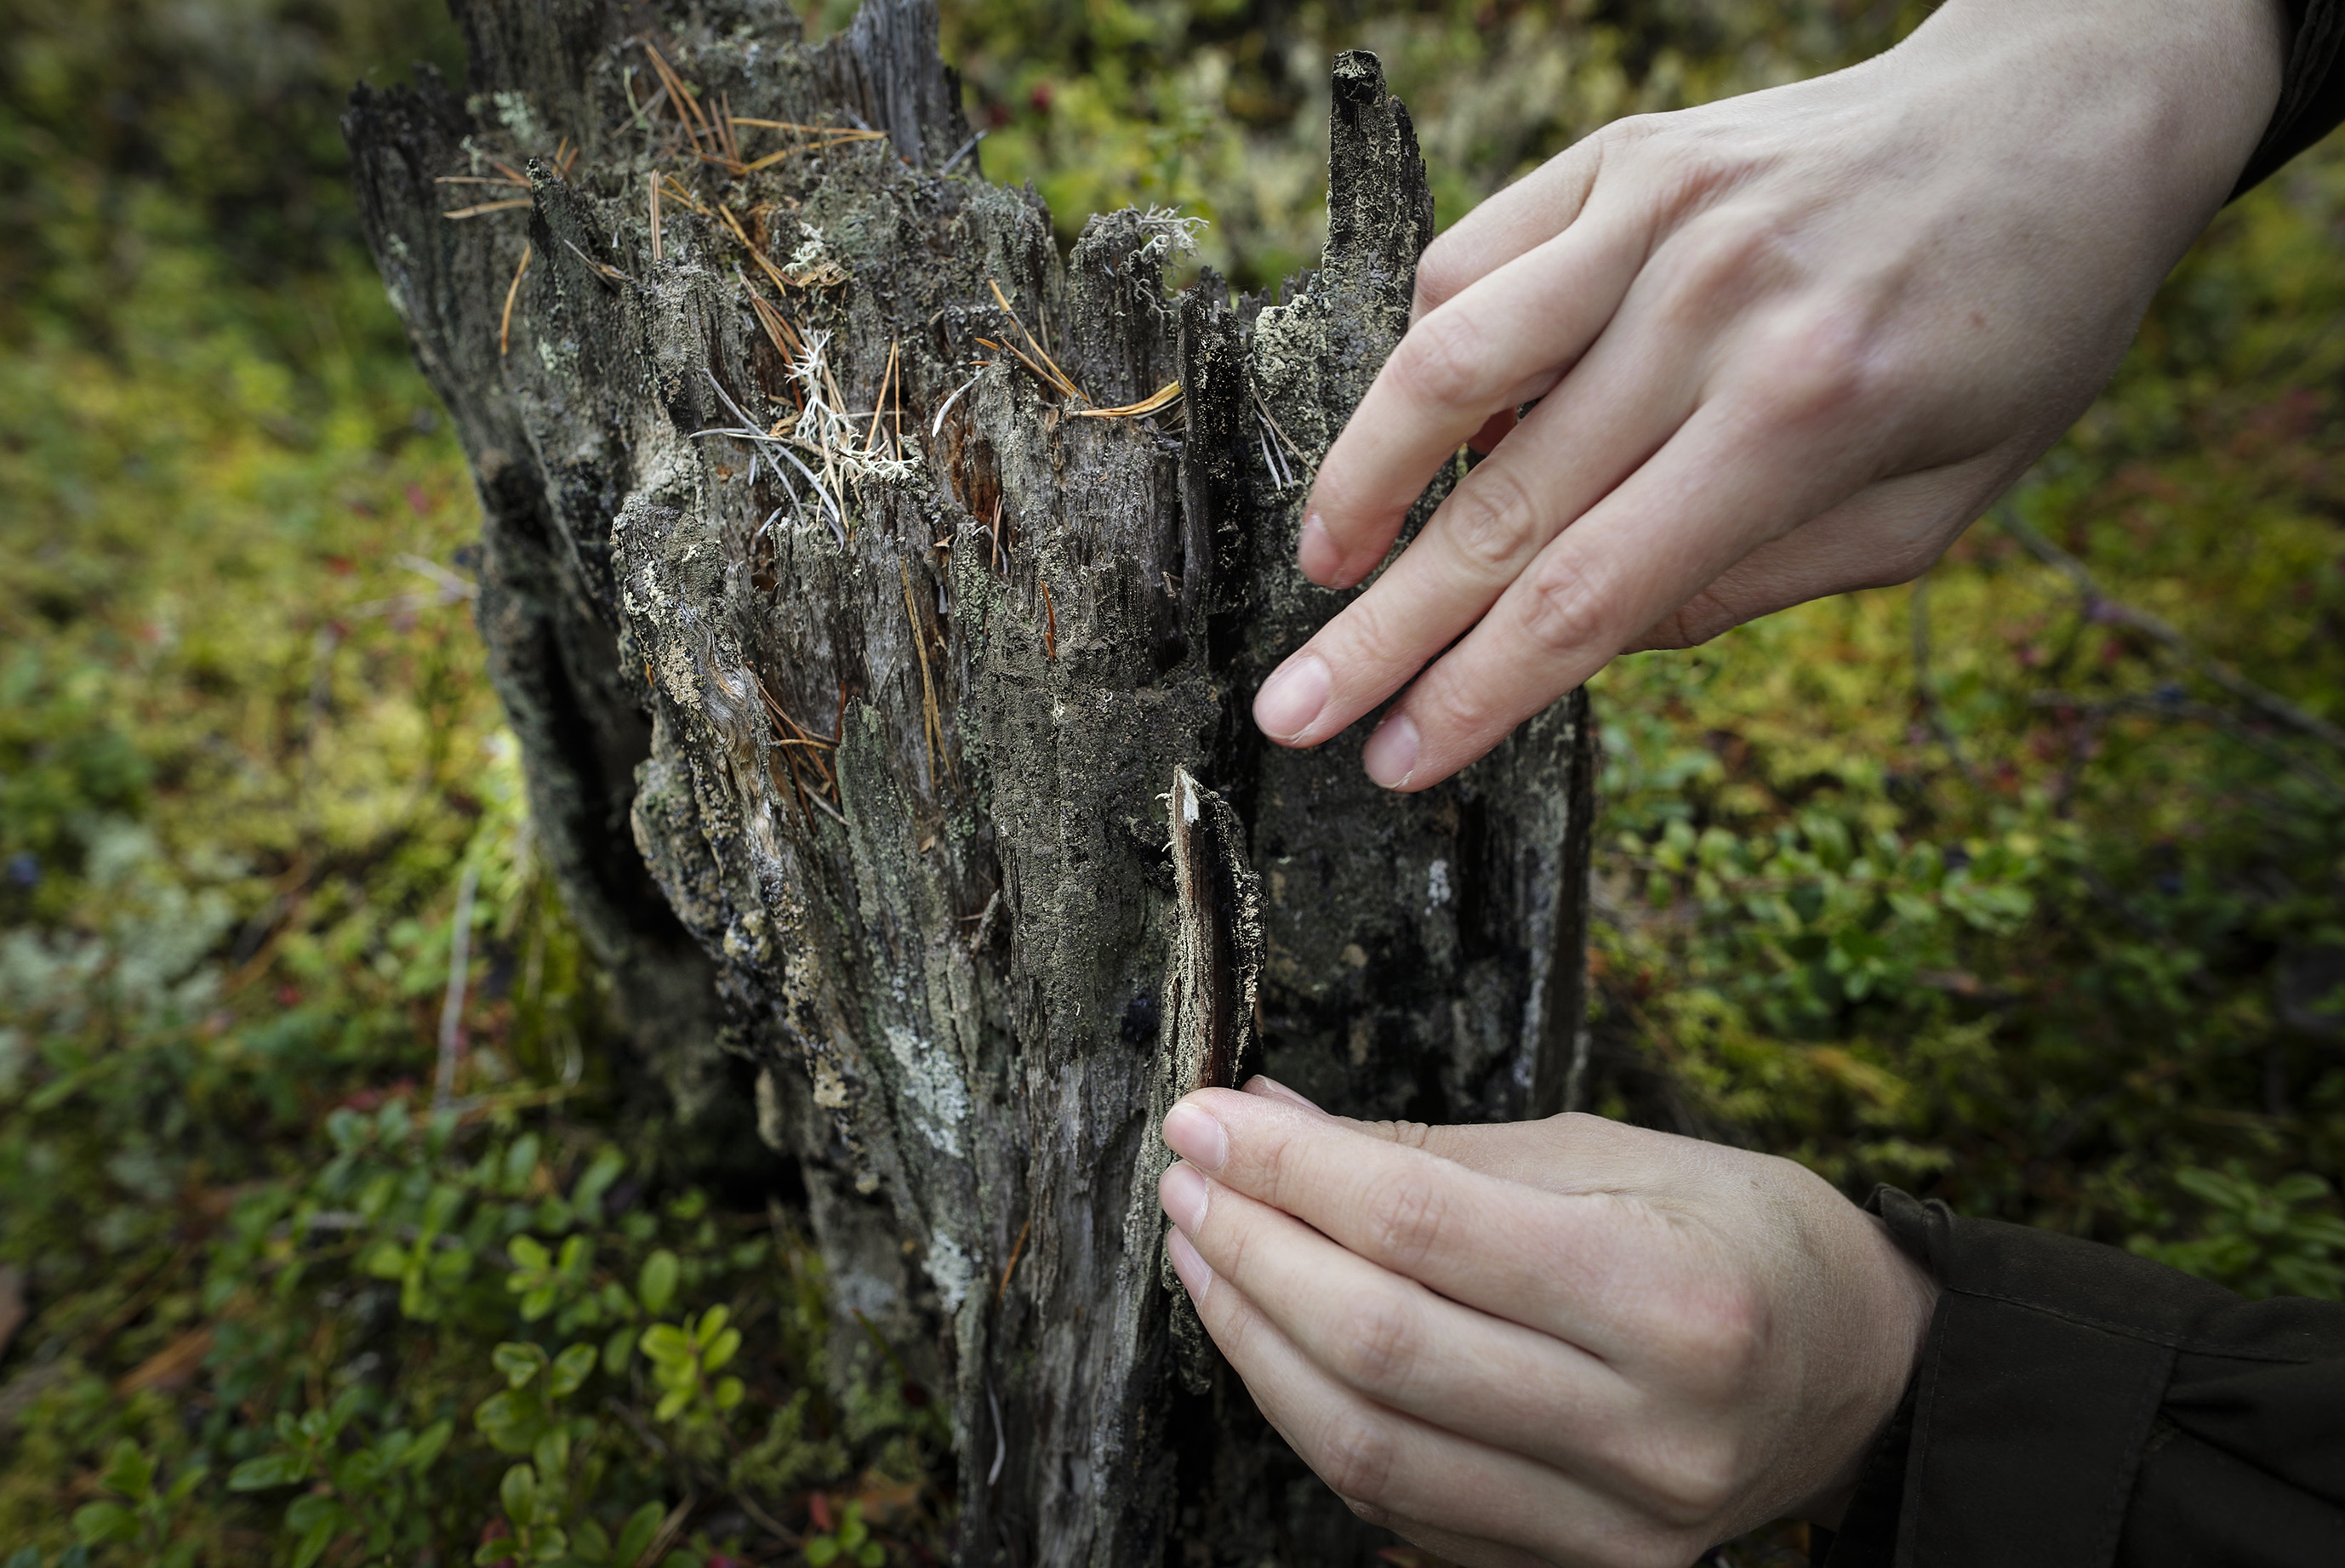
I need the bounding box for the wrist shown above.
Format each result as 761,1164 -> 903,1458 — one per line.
1895,0 -> 2286,237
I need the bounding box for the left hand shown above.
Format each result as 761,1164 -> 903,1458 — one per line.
1156,1080 -> 1938,1567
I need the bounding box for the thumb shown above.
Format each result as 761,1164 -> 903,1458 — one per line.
1239,1077 -> 1658,1195
1237,1075 -> 1547,1180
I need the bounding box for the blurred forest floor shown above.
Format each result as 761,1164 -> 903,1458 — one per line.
3,0 -> 2344,1564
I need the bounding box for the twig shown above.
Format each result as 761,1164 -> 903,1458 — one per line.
994,1215 -> 1032,1308
966,887 -> 1001,955
901,560 -> 944,786
2028,689 -> 2345,801
928,368 -> 984,438
1910,570 -> 1977,782
987,1379 -> 1007,1490
636,38 -> 712,151
1995,502 -> 2345,754
940,129 -> 986,174
1072,382 -> 1181,420
433,861 -> 482,1110
648,173 -> 662,263
499,242 -> 531,356
986,280 -> 1085,401
442,198 -> 532,220
1038,577 -> 1057,659
561,235 -> 634,286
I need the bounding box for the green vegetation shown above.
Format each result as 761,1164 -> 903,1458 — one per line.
3,0 -> 2342,1563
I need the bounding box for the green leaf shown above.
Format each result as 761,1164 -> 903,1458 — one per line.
476,1389 -> 546,1456
855,1545 -> 884,1568
228,1452 -> 308,1491
693,1305 -> 729,1344
602,1326 -> 638,1376
613,1501 -> 666,1567
636,1250 -> 679,1315
573,1149 -> 625,1219
99,1439 -> 152,1500
285,1494 -> 340,1533
531,1426 -> 571,1485
407,1418 -> 454,1472
701,1326 -> 741,1374
639,1324 -> 689,1366
550,1341 -> 598,1397
71,1502 -> 137,1546
292,1514 -> 339,1568
652,1388 -> 690,1423
163,1463 -> 208,1505
494,1342 -> 549,1388
805,1539 -> 840,1568
572,1518 -> 613,1564
504,1133 -> 542,1194
713,1377 -> 744,1411
508,1234 -> 551,1273
499,1462 -> 540,1524
476,1542 -> 518,1566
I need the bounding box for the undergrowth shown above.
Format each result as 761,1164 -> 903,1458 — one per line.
2,1 -> 2342,1565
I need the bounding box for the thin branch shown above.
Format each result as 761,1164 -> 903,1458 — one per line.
1995,502 -> 2345,754
1909,570 -> 1977,782
432,861 -> 481,1110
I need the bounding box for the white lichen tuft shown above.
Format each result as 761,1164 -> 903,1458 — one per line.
1134,206 -> 1207,267
924,1232 -> 977,1313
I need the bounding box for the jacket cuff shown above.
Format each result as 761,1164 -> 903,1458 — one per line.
1823,1188 -> 2188,1567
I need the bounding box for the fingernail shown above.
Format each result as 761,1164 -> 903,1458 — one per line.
1162,1100 -> 1230,1171
1252,653 -> 1330,742
1362,712 -> 1420,790
1244,1075 -> 1324,1114
1298,513 -> 1342,584
1166,1227 -> 1213,1304
1160,1161 -> 1210,1235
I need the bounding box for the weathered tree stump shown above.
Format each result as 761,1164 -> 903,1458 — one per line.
346,3 -> 1593,1560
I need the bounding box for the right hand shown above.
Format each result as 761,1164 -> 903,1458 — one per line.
1252,0 -> 2287,792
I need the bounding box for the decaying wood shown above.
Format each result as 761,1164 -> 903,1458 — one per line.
345,3 -> 1594,1561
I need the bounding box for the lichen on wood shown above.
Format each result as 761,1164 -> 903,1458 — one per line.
345,3 -> 1593,1560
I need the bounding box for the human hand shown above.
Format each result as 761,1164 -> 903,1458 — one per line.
1155,1080 -> 1939,1567
1251,0 -> 2286,790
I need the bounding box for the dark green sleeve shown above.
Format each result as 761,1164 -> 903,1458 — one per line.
1818,1187 -> 2345,1568
2235,0 -> 2345,194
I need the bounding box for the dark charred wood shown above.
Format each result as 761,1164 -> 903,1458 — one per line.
345,4 -> 1595,1562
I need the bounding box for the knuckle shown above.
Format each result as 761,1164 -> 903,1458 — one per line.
1413,237 -> 1471,317
1518,560 -> 1613,660
1439,465 -> 1543,578
1367,1173 -> 1451,1272
1746,302 -> 1885,430
1328,1292 -> 1423,1394
1655,1279 -> 1771,1398
1364,1119 -> 1436,1150
1312,1411 -> 1401,1502
1635,1431 -> 1746,1525
1391,307 -> 1492,411
1411,671 -> 1502,751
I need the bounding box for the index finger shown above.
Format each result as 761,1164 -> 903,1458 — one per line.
1163,1088 -> 1716,1358
1298,204 -> 1647,590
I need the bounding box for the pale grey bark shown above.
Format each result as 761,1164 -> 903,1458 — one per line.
346,4 -> 1592,1561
